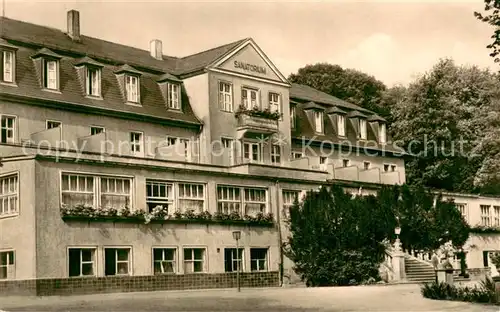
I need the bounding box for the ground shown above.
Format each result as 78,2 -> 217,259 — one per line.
0,284 -> 498,311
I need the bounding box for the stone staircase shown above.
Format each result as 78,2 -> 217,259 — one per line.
404,256 -> 436,283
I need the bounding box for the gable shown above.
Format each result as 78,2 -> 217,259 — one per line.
212,41 -> 287,83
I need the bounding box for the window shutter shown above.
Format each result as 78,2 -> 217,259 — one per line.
0,52 -> 4,82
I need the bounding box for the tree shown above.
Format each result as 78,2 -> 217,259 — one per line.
284,184 -> 470,286
391,59 -> 500,194
288,63 -> 389,118
474,0 -> 500,63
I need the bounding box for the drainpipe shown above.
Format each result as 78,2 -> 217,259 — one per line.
275,179 -> 284,287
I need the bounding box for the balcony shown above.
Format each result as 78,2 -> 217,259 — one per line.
329,164 -> 402,185
235,106 -> 279,139
30,127 -> 62,148
78,132 -> 107,153
381,171 -> 401,185
155,141 -> 200,163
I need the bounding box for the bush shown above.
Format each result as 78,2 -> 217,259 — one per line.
421,277 -> 497,304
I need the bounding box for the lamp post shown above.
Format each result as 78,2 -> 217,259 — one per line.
232,230 -> 241,292
394,226 -> 402,252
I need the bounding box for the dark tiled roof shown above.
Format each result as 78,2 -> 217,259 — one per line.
302,101 -> 324,110
175,38 -> 249,76
367,114 -> 386,122
290,83 -> 373,114
2,45 -> 201,126
290,83 -> 399,154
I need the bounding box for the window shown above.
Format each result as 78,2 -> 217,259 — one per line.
342,159 -> 350,167
250,248 -> 268,272
271,145 -> 281,164
363,161 -> 371,170
269,92 -> 281,115
43,59 -> 58,90
314,111 -> 323,133
0,251 -> 14,279
166,137 -> 178,146
337,115 -> 346,137
217,185 -> 268,216
242,87 -> 259,109
178,138 -> 191,160
243,142 -> 261,163
359,119 -> 367,140
167,83 -> 180,109
379,123 -> 387,144
86,67 -> 101,96
90,126 -> 105,135
224,248 -> 244,272
100,177 -> 131,209
183,248 -> 205,273
481,205 -> 491,227
125,75 -> 139,103
290,106 -> 296,128
153,248 -> 176,274
292,152 -> 303,159
146,180 -> 174,212
217,186 -> 241,214
282,190 -> 299,218
221,137 -> 234,164
0,174 -> 18,217
2,50 -> 15,83
383,164 -> 390,172
455,203 -> 468,222
46,120 -> 61,130
494,206 -> 500,227
61,174 -> 132,209
218,82 -> 233,112
68,248 -> 95,277
391,165 -> 396,172
104,248 -> 130,276
244,188 -> 267,216
0,115 -> 15,143
130,132 -> 143,156
319,157 -> 327,170
178,183 -> 204,212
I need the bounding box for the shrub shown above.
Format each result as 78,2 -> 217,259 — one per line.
421,277 -> 497,304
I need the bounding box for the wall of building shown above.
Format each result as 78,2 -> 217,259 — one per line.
0,158 -> 37,280
0,101 -> 198,158
207,71 -> 291,165
33,159 -> 285,279
183,74 -> 211,164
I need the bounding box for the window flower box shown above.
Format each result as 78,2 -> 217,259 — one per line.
235,105 -> 281,121
60,204 -> 274,227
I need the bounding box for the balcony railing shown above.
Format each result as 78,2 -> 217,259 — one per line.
30,127 -> 62,147
155,141 -> 200,163
235,106 -> 279,138
78,132 -> 107,153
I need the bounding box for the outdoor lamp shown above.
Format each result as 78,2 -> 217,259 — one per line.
232,230 -> 242,292
395,226 -> 401,236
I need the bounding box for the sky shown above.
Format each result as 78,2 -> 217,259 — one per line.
2,0 -> 497,86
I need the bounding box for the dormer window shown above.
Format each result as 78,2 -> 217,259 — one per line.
337,115 -> 346,137
125,75 -> 139,103
167,83 -> 180,109
43,59 -> 59,90
86,67 -> 101,97
359,119 -> 367,140
314,111 -> 323,134
1,50 -> 15,83
379,123 -> 387,144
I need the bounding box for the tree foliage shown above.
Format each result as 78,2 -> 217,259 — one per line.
474,0 -> 500,63
390,59 -> 500,194
284,184 -> 470,287
288,63 -> 389,118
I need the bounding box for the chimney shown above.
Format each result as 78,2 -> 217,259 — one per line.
150,39 -> 163,60
67,10 -> 80,41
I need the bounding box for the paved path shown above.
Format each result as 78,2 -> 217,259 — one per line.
0,284 -> 498,311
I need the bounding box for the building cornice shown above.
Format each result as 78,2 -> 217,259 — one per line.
0,93 -> 202,131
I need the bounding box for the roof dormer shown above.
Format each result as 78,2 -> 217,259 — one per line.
75,57 -> 104,98
303,101 -> 325,134
367,114 -> 387,144
115,64 -> 142,105
0,38 -> 18,85
326,106 -> 347,137
157,73 -> 183,111
347,110 -> 368,140
31,48 -> 63,91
